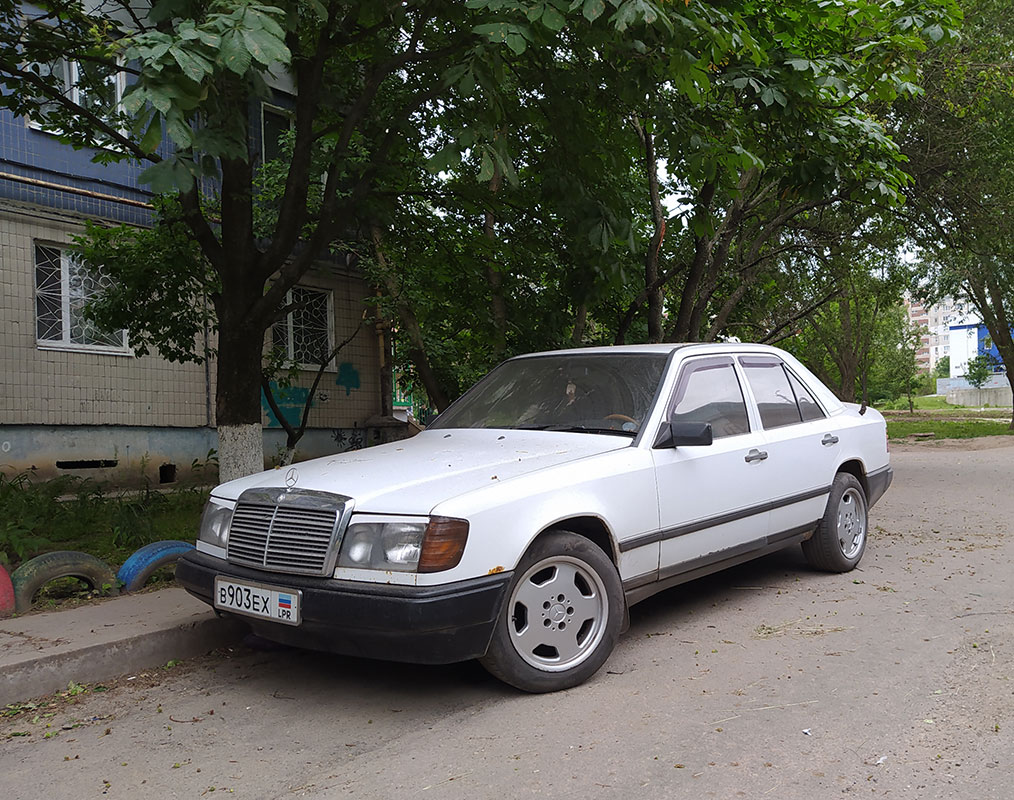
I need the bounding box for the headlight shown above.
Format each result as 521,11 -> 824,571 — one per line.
198,497 -> 234,548
338,516 -> 468,573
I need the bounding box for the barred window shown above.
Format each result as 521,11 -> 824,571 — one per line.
34,243 -> 128,352
271,286 -> 334,368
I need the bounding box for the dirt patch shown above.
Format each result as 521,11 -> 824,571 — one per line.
891,435 -> 1014,451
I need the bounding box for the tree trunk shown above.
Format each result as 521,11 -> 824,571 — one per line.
216,322 -> 267,481
484,165 -> 508,359
834,290 -> 859,400
669,182 -> 717,341
966,270 -> 1014,430
571,302 -> 587,346
632,116 -> 665,343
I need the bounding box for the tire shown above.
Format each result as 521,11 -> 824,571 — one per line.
11,551 -> 119,613
480,531 -> 624,693
116,540 -> 194,593
0,564 -> 14,619
802,472 -> 868,572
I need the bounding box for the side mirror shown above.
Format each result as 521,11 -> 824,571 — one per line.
654,420 -> 714,448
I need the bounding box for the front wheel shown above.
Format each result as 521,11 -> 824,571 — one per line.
802,472 -> 868,572
480,531 -> 624,693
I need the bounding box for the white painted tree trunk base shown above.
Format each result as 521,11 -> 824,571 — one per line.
217,423 -> 264,483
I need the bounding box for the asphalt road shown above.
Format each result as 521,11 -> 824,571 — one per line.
2,441 -> 1012,799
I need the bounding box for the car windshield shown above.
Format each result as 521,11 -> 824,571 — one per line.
430,353 -> 669,435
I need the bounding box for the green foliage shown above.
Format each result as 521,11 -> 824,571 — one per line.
878,393 -> 958,411
864,305 -> 925,404
779,215 -> 915,402
964,354 -> 997,389
75,199 -> 216,363
0,471 -> 60,565
898,0 -> 1014,389
934,355 -> 951,379
0,0 -> 965,434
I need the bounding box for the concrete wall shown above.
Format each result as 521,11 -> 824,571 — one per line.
936,374 -> 1010,394
1,423 -> 416,485
0,425 -> 219,484
945,386 -> 1013,408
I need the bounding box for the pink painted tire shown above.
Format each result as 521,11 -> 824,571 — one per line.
0,564 -> 14,618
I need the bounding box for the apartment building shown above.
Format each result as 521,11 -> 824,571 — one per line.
0,77 -> 388,484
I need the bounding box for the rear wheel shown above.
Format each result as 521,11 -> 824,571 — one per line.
480,531 -> 623,693
802,472 -> 868,572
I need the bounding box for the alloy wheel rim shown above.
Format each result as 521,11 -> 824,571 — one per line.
836,487 -> 866,560
507,555 -> 608,672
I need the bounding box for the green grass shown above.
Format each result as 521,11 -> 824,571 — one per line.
877,395 -> 962,411
887,418 -> 1014,440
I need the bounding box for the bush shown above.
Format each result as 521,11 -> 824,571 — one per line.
0,471 -> 57,565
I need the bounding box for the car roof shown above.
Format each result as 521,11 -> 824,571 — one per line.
512,342 -> 782,358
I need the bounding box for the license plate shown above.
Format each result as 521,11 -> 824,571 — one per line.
214,577 -> 301,626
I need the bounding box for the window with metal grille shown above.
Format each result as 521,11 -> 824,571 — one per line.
34,243 -> 128,352
271,286 -> 334,369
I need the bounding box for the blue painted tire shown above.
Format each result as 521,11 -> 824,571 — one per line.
117,540 -> 194,593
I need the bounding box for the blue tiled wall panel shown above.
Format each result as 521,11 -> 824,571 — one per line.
0,108 -> 156,224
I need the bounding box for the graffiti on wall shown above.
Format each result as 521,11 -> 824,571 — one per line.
330,427 -> 383,452
261,362 -> 362,429
335,362 -> 360,396
261,383 -> 312,429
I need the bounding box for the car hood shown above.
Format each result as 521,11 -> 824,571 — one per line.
213,428 -> 632,514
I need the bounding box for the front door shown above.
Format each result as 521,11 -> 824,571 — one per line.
651,355 -> 774,581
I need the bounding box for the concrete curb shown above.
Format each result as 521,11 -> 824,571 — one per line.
0,588 -> 246,706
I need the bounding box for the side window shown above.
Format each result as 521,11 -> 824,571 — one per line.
786,370 -> 826,422
669,358 -> 750,439
34,243 -> 128,352
740,358 -> 802,429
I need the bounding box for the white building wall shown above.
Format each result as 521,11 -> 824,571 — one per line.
949,320 -> 981,379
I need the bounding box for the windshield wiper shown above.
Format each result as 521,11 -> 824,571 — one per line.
525,424 -> 636,436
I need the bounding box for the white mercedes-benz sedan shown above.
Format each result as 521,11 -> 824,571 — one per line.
178,343 -> 892,692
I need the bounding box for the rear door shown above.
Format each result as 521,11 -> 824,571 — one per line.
737,355 -> 839,538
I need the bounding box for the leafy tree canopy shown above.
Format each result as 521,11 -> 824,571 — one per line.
0,0 -> 963,473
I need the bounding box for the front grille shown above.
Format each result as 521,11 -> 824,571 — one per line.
226,488 -> 351,576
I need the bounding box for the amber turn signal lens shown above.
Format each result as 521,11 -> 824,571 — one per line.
418,517 -> 469,573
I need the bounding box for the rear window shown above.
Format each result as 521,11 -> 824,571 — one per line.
739,356 -> 825,429
786,370 -> 825,422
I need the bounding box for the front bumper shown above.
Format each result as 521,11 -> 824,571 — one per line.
176,550 -> 512,665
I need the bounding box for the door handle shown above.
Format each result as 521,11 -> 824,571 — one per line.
821,434 -> 839,446
744,449 -> 768,463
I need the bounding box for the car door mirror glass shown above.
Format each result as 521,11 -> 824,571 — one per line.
668,420 -> 713,447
